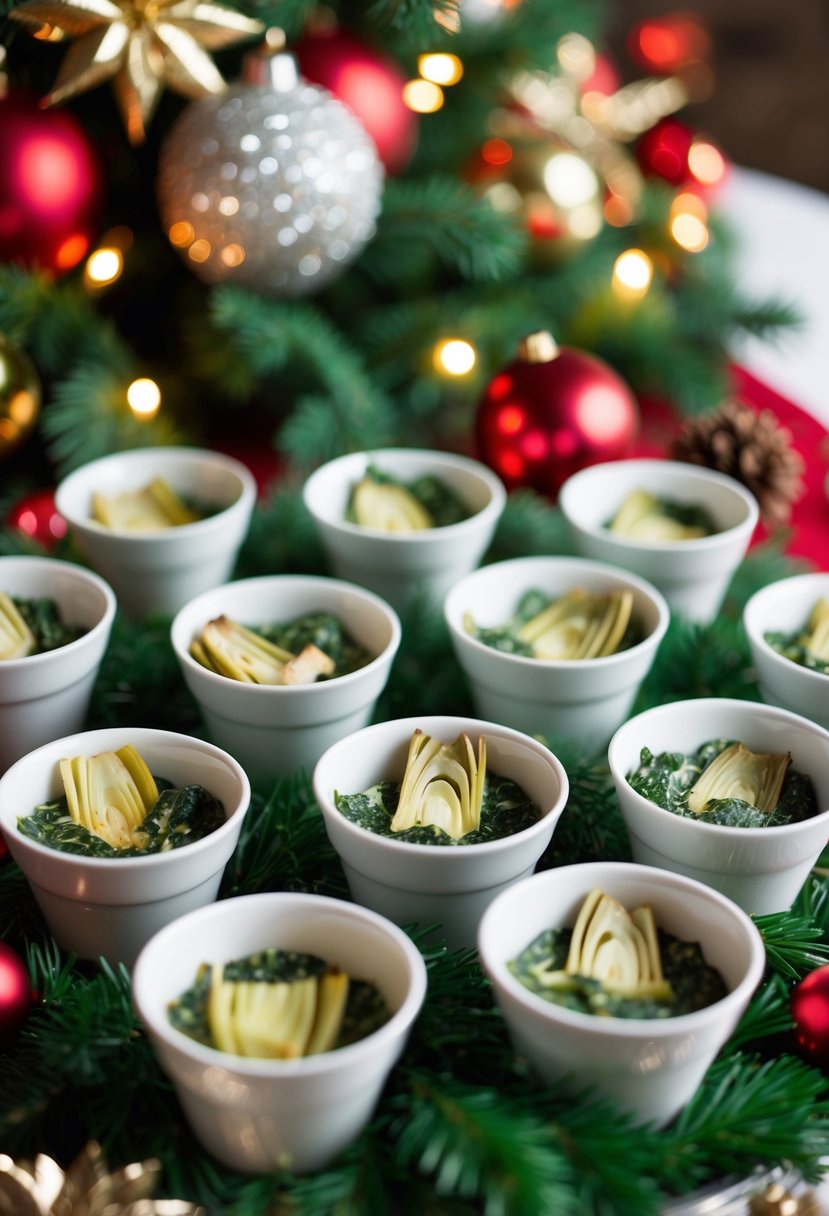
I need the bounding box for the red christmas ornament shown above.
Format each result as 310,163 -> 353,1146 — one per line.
792,966 -> 829,1066
476,332 -> 639,498
0,941 -> 31,1046
293,28 -> 417,175
0,88 -> 104,276
628,14 -> 711,75
7,488 -> 68,551
637,117 -> 727,194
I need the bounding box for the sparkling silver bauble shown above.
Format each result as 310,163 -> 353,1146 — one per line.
157,53 -> 384,297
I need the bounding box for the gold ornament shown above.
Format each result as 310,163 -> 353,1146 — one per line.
0,334 -> 41,460
0,1141 -> 205,1215
9,0 -> 264,144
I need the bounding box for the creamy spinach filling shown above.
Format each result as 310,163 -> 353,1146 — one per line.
17,779 -> 225,857
335,771 -> 539,846
627,738 -> 818,828
254,611 -> 372,678
510,926 -> 727,1019
168,948 -> 390,1050
12,596 -> 84,653
346,466 -> 470,528
764,630 -> 829,676
466,588 -> 642,658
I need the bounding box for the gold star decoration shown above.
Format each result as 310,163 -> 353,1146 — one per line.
9,0 -> 264,143
0,1140 -> 205,1215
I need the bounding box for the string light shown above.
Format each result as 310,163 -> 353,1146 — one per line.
688,139 -> 726,187
403,79 -> 444,113
434,339 -> 476,376
611,248 -> 653,300
84,247 -> 123,288
418,53 -> 463,86
670,211 -> 708,252
127,377 -> 161,420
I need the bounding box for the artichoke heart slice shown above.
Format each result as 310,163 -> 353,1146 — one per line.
92,477 -> 201,531
191,616 -> 333,686
609,489 -> 707,541
563,888 -> 673,1001
687,742 -> 791,815
59,743 -> 159,849
352,476 -> 433,533
206,966 -> 349,1059
390,729 -> 486,841
0,592 -> 36,660
518,587 -> 633,660
804,597 -> 829,663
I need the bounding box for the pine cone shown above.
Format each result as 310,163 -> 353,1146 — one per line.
670,400 -> 806,526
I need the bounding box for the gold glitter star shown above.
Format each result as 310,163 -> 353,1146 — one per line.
9,0 -> 264,143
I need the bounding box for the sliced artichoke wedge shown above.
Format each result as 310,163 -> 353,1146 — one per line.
59,743 -> 159,850
206,965 -> 350,1059
0,592 -> 36,660
532,888 -> 674,1002
687,742 -> 791,816
390,729 -> 486,841
190,616 -> 335,686
609,489 -> 708,541
92,477 -> 201,531
517,587 -> 634,660
804,597 -> 829,663
352,476 -> 433,533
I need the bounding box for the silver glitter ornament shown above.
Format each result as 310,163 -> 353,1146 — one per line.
157,50 -> 384,297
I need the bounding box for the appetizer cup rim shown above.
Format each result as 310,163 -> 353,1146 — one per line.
0,556 -> 116,672
170,574 -> 402,697
302,447 -> 507,542
313,714 -> 569,857
559,459 -> 759,553
132,891 -> 428,1078
477,861 -> 765,1038
55,445 -> 257,540
743,573 -> 829,693
607,697 -> 829,841
443,556 -> 670,671
0,726 -> 251,871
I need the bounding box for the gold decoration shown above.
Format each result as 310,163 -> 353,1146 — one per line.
0,334 -> 41,460
0,1141 -> 204,1215
9,0 -> 264,143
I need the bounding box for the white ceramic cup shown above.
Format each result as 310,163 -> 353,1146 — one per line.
313,714 -> 569,949
171,575 -> 401,784
132,892 -> 427,1174
55,447 -> 257,618
302,448 -> 506,610
444,556 -> 669,753
0,726 -> 250,967
0,556 -> 116,773
477,861 -> 764,1127
744,572 -> 829,731
607,697 -> 829,914
559,459 -> 759,624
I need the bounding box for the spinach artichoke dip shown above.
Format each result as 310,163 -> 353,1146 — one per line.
765,596 -> 829,676
0,593 -> 84,659
607,489 -> 717,542
335,728 -> 540,846
346,465 -> 470,533
510,887 -> 727,1020
190,611 -> 372,685
18,744 -> 225,857
168,948 -> 390,1059
91,477 -> 211,530
627,738 -> 818,828
463,586 -> 641,661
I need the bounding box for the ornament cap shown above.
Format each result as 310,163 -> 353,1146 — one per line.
242,39 -> 298,91
518,331 -> 560,364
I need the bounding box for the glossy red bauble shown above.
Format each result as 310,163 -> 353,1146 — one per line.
792,965 -> 829,1066
0,89 -> 104,276
7,489 -> 68,551
636,117 -> 696,187
0,941 -> 31,1047
475,333 -> 639,498
293,28 -> 417,175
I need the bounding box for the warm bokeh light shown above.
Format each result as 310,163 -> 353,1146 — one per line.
670,191 -> 707,222
188,239 -> 211,263
612,249 -> 653,299
543,153 -> 599,208
127,377 -> 161,420
169,221 -> 195,248
418,53 -> 463,86
402,79 -> 444,113
481,138 -> 513,167
220,243 -> 246,267
54,234 -> 90,271
32,21 -> 65,40
434,338 -> 476,376
604,194 -> 634,227
688,139 -> 726,187
629,15 -> 711,73
84,247 -> 124,288
670,212 -> 709,252
556,32 -> 595,82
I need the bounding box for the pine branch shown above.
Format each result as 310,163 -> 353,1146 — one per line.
235,483 -> 327,577
757,909 -> 829,980
635,612 -> 758,708
486,492 -> 573,563
726,975 -> 795,1052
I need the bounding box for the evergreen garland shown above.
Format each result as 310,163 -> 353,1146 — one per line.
1,490 -> 828,1215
